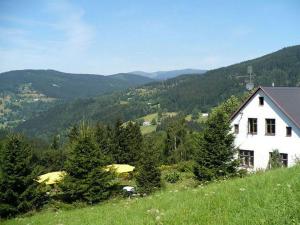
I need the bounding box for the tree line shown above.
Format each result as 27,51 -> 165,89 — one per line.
1,94 -> 248,218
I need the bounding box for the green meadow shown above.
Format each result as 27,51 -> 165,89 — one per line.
3,166 -> 300,225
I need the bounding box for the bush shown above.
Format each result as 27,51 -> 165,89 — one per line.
164,172 -> 180,183
268,149 -> 282,169
176,161 -> 195,172
193,165 -> 215,181
237,168 -> 248,178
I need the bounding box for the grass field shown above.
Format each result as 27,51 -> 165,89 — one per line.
138,112 -> 179,135
3,166 -> 300,225
141,125 -> 157,135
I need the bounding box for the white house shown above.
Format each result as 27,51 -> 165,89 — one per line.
230,86 -> 300,170
142,121 -> 151,126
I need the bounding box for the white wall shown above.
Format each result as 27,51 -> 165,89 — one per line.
231,90 -> 300,170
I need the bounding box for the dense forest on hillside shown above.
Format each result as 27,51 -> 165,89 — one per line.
16,45 -> 300,139
0,70 -> 154,129
0,70 -> 154,99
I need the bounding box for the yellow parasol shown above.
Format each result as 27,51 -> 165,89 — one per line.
105,164 -> 135,174
37,171 -> 67,185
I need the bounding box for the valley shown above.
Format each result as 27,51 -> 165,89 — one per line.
14,45 -> 300,139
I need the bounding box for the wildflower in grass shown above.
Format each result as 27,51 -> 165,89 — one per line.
276,184 -> 281,187
287,184 -> 291,188
239,188 -> 246,192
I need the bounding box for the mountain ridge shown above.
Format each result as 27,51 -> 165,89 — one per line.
130,68 -> 206,80
0,69 -> 154,99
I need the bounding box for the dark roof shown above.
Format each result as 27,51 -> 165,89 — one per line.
231,86 -> 300,129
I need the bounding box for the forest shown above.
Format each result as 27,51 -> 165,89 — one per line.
0,94 -> 247,218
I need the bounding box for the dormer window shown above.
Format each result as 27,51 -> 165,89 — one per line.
259,97 -> 264,106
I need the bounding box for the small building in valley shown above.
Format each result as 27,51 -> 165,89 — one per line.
143,121 -> 151,126
231,86 -> 300,170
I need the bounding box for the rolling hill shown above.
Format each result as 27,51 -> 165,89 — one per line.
0,69 -> 154,99
16,45 -> 300,138
0,70 -> 154,129
131,68 -> 206,80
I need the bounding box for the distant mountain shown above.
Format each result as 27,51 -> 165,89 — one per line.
16,45 -> 300,139
0,69 -> 154,99
130,69 -> 206,80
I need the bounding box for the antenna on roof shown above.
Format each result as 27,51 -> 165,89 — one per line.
246,65 -> 255,91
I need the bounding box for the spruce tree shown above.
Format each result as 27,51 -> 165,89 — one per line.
112,119 -> 125,163
124,122 -> 143,165
50,135 -> 60,150
95,123 -> 113,163
0,134 -> 47,218
60,123 -> 114,203
135,141 -> 161,194
68,125 -> 79,143
194,110 -> 238,181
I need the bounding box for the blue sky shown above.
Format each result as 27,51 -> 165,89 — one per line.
0,0 -> 299,74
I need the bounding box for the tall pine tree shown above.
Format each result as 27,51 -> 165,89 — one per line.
60,123 -> 114,203
0,134 -> 47,218
124,121 -> 143,165
135,138 -> 161,194
194,110 -> 238,181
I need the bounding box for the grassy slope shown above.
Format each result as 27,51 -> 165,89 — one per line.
4,166 -> 300,225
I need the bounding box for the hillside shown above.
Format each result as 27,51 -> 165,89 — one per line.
131,68 -> 206,80
0,70 -> 153,129
0,69 -> 154,99
16,45 -> 300,138
3,166 -> 300,225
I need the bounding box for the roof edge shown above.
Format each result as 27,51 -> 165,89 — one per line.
260,87 -> 300,129
230,86 -> 300,130
230,86 -> 262,121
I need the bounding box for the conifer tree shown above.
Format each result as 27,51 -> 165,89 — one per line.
124,121 -> 143,165
95,123 -> 113,163
194,110 -> 238,181
112,119 -> 125,163
50,135 -> 60,150
135,141 -> 161,194
60,123 -> 114,203
0,134 -> 47,217
163,117 -> 187,163
68,125 -> 79,143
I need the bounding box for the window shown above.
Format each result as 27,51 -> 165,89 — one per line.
265,119 -> 276,135
281,153 -> 288,167
259,96 -> 264,106
286,127 -> 292,137
234,124 -> 239,134
248,118 -> 257,134
239,150 -> 254,167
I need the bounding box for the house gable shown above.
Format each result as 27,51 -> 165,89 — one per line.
231,87 -> 300,169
